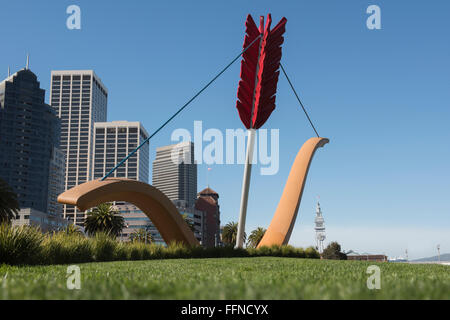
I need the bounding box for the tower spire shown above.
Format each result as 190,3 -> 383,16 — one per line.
26,53 -> 29,70
8,66 -> 10,77
314,200 -> 326,254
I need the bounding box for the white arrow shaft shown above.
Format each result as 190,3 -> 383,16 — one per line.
235,129 -> 256,248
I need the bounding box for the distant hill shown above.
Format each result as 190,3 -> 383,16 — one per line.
412,253 -> 450,262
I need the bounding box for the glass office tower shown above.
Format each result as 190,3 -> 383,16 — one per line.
50,70 -> 107,225
152,142 -> 197,207
0,68 -> 61,213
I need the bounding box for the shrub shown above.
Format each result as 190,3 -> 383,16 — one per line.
233,247 -> 249,257
129,244 -> 142,260
141,244 -> 152,260
305,246 -> 320,259
42,232 -> 93,264
114,242 -> 129,261
281,245 -> 297,257
294,247 -> 306,258
255,245 -> 271,256
92,232 -> 118,262
246,247 -> 257,256
248,245 -> 311,258
204,246 -> 223,258
148,244 -> 164,259
0,224 -> 320,265
166,242 -> 190,259
269,244 -> 283,256
190,245 -> 207,258
0,224 -> 44,265
127,241 -> 153,261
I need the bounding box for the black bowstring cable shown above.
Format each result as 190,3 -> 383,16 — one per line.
102,34 -> 263,180
280,63 -> 320,137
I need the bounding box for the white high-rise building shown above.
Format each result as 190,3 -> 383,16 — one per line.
50,70 -> 107,225
92,121 -> 151,242
314,202 -> 326,253
92,121 -> 149,182
152,141 -> 197,207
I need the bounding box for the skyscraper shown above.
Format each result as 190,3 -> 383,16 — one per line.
152,141 -> 197,207
47,147 -> 66,216
92,121 -> 149,181
50,70 -> 107,225
92,121 -> 150,242
0,68 -> 61,213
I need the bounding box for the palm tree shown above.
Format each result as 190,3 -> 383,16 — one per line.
84,203 -> 125,237
0,178 -> 20,224
60,223 -> 84,236
247,227 -> 266,248
221,221 -> 245,247
130,228 -> 154,244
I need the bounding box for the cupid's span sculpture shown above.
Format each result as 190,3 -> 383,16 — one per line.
57,13 -> 329,248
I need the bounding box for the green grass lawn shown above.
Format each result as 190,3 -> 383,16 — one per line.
0,257 -> 448,299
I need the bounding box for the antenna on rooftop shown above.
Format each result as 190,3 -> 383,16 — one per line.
26,53 -> 29,70
8,66 -> 10,77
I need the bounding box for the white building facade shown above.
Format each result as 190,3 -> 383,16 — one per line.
92,121 -> 151,242
50,70 -> 108,226
314,202 -> 326,254
152,141 -> 197,207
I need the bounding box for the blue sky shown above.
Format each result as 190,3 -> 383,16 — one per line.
1,1 -> 449,259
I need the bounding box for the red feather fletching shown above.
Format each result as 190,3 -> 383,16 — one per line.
236,14 -> 287,129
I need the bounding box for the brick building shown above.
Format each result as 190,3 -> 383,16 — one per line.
195,187 -> 221,247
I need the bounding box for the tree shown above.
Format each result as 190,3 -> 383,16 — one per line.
322,241 -> 347,260
0,178 -> 20,224
247,227 -> 266,248
130,228 -> 154,244
84,203 -> 125,237
60,223 -> 84,236
221,222 -> 245,247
